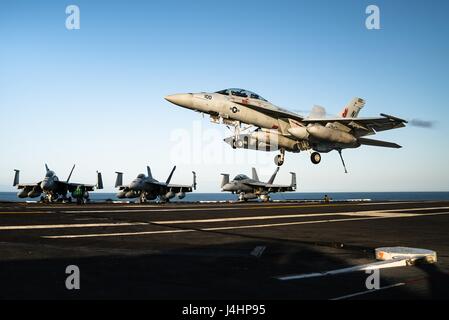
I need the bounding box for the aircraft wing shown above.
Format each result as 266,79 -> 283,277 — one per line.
166,184 -> 194,192
56,181 -> 96,192
234,101 -> 304,123
16,183 -> 40,190
302,114 -> 407,137
265,184 -> 295,192
243,181 -> 269,188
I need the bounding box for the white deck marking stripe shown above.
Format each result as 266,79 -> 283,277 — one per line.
3,207 -> 448,231
277,258 -> 410,281
28,200 -> 433,210
4,207 -> 446,230
59,202 -> 437,214
330,283 -> 406,300
119,207 -> 449,224
0,222 -> 147,230
60,205 -> 333,214
42,211 -> 449,239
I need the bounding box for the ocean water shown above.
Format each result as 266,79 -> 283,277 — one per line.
1,192 -> 448,203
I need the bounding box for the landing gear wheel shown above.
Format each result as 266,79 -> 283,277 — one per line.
274,154 -> 284,166
235,139 -> 244,148
232,139 -> 237,149
138,194 -> 147,204
311,152 -> 321,164
238,193 -> 247,202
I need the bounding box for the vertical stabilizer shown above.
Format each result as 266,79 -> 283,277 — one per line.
96,171 -> 104,190
147,166 -> 153,179
339,97 -> 365,118
290,172 -> 297,190
267,167 -> 280,184
252,168 -> 259,181
115,172 -> 123,188
66,164 -> 76,183
192,171 -> 197,190
13,169 -> 20,186
221,174 -> 230,188
166,166 -> 176,184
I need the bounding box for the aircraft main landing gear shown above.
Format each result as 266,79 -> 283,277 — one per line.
311,152 -> 321,164
232,138 -> 244,149
138,193 -> 147,204
274,148 -> 285,166
238,192 -> 247,202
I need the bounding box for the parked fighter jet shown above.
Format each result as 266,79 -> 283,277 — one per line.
13,164 -> 103,203
115,165 -> 196,203
165,89 -> 407,172
221,167 -> 296,202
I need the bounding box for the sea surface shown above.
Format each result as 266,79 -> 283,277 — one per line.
0,192 -> 448,203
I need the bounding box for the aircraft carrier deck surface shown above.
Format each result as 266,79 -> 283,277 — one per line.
0,200 -> 448,300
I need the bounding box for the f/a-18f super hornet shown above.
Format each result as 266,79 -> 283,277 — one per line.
165,89 -> 407,172
221,167 -> 296,202
115,165 -> 196,203
13,164 -> 103,203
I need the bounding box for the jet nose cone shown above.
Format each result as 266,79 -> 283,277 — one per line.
41,181 -> 50,190
130,182 -> 140,190
222,183 -> 234,192
165,93 -> 194,109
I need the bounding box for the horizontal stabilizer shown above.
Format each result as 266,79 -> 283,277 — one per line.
358,137 -> 402,148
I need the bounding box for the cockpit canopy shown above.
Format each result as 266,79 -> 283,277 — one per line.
233,174 -> 250,181
215,88 -> 267,102
137,174 -> 145,179
45,171 -> 55,178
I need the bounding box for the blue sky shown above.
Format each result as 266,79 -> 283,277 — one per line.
1,0 -> 448,192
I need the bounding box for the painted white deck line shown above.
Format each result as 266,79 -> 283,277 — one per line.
41,211 -> 449,239
330,283 -> 406,300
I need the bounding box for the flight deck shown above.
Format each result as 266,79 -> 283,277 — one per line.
0,200 -> 448,299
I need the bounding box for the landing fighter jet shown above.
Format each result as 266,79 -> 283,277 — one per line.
221,167 -> 296,202
13,164 -> 103,203
115,165 -> 196,203
165,89 -> 407,172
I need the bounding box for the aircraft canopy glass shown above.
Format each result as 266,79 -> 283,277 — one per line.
45,171 -> 54,178
137,174 -> 145,179
215,88 -> 267,102
233,174 -> 249,181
